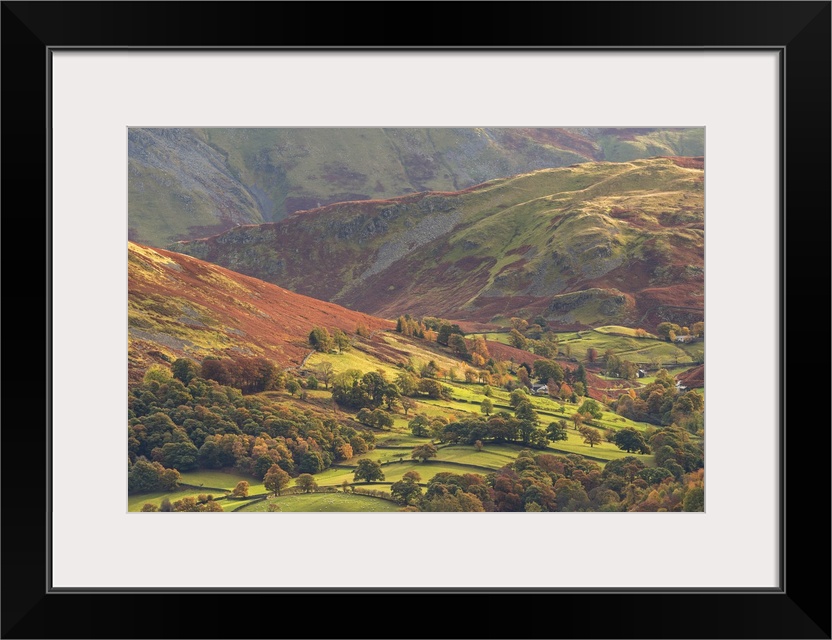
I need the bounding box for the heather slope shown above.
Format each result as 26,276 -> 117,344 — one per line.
128,242 -> 391,382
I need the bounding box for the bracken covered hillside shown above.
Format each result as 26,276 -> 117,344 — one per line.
173,157 -> 704,329
128,242 -> 392,382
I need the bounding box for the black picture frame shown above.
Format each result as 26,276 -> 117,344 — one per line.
3,2 -> 829,638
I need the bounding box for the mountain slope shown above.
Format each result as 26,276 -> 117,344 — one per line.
172,157 -> 704,328
129,127 -> 704,246
128,242 -> 392,382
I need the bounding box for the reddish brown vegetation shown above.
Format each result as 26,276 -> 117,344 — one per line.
675,364 -> 704,389
128,243 -> 392,376
512,128 -> 602,160
484,341 -> 545,369
663,156 -> 704,170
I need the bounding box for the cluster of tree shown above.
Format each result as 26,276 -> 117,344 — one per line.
353,459 -> 385,483
356,407 -> 395,430
395,314 -> 465,346
128,366 -> 376,492
506,316 -> 562,358
141,495 -> 225,512
128,458 -> 180,493
437,450 -> 704,512
386,448 -> 703,512
612,369 -> 704,429
507,360 -> 587,401
395,315 -> 428,339
646,425 -> 704,474
169,355 -> 283,395
657,321 -> 704,341
387,471 -> 488,511
603,352 -> 641,380
409,410 -> 566,451
331,367 -> 455,412
331,369 -> 401,410
309,326 -> 351,353
395,315 -> 495,368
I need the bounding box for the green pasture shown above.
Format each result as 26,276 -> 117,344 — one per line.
179,470 -> 267,494
237,493 -> 401,513
467,332 -> 512,346
553,330 -> 702,366
594,325 -> 657,338
128,489 -> 227,512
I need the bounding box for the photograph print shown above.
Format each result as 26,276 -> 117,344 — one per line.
127,127 -> 705,513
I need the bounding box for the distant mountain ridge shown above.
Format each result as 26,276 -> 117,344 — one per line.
129,127 -> 704,246
171,156 -> 704,329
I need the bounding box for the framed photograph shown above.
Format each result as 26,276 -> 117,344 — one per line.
4,1 -> 829,638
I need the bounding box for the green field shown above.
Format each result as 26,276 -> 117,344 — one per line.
555,330 -> 702,366
312,460 -> 498,488
179,470 -> 267,494
594,325 -> 657,338
429,445 -> 518,469
128,489 -> 227,512
237,493 -> 401,513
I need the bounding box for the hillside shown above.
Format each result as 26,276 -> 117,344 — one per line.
129,127 -> 704,246
172,157 -> 704,328
128,242 -> 391,382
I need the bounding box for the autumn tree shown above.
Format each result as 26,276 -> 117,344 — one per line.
471,336 -> 490,361
417,378 -> 445,399
508,329 -> 528,350
516,367 -> 530,388
401,396 -> 416,416
411,443 -> 438,463
172,358 -> 200,384
332,328 -> 351,353
579,426 -> 603,447
448,334 -> 468,357
409,414 -> 430,437
395,371 -> 419,396
683,486 -> 704,511
514,400 -> 539,425
264,464 -> 291,496
546,420 -> 569,442
390,471 -> 423,505
614,428 -> 651,454
656,322 -> 681,341
509,388 -> 529,408
533,359 -> 564,385
510,317 -> 529,332
577,399 -> 603,420
232,481 -> 250,498
316,362 -> 334,389
309,326 -> 333,352
354,459 -> 385,483
480,397 -> 493,416
296,473 -> 318,493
